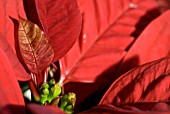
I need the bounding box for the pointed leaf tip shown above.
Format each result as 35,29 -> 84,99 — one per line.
18,17 -> 54,74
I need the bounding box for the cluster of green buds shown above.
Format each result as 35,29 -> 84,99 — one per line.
39,79 -> 61,105
37,79 -> 76,114
59,92 -> 76,114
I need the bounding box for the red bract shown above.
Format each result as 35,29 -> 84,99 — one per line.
0,45 -> 25,113
23,0 -> 82,61
0,0 -> 170,114
79,102 -> 170,114
61,0 -> 168,111
116,10 -> 170,77
100,57 -> 170,105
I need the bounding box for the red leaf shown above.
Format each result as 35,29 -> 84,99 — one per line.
116,10 -> 170,77
79,102 -> 170,114
0,33 -> 30,81
77,0 -> 91,13
0,47 -> 25,113
61,0 -> 161,111
155,0 -> 170,12
0,0 -> 31,81
18,17 -> 54,74
100,57 -> 170,105
26,104 -> 65,114
24,0 -> 82,61
0,0 -> 26,52
60,0 -> 160,84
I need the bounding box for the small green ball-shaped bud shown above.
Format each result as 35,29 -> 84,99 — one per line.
49,79 -> 56,86
65,105 -> 74,114
40,94 -> 48,105
51,83 -> 61,97
59,92 -> 76,114
47,82 -> 61,103
40,83 -> 49,90
59,98 -> 68,110
42,88 -> 49,95
67,93 -> 76,107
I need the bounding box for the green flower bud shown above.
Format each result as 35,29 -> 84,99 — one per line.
49,79 -> 56,86
59,92 -> 76,114
42,88 -> 49,95
65,105 -> 74,114
40,83 -> 49,90
40,94 -> 48,105
47,82 -> 61,103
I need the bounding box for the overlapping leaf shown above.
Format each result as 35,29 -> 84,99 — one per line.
79,103 -> 170,114
18,17 -> 54,74
0,33 -> 30,81
23,0 -> 82,61
0,47 -> 25,114
60,0 -> 162,111
0,0 -> 30,81
116,10 -> 170,77
60,0 -> 160,84
99,57 -> 170,105
26,104 -> 65,114
0,0 -> 26,52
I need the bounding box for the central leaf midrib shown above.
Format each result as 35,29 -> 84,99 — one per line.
22,23 -> 39,74
64,1 -> 142,81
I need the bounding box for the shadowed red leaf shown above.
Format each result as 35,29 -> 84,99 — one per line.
116,10 -> 170,77
0,0 -> 26,52
0,33 -> 30,81
0,47 -> 25,113
18,17 -> 54,74
26,104 -> 65,114
100,57 -> 170,105
61,0 -> 160,84
61,0 -> 162,112
24,0 -> 82,61
79,102 -> 170,114
155,0 -> 170,12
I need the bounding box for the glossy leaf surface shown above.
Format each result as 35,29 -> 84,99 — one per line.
100,57 -> 170,105
18,17 -> 54,74
24,0 -> 82,61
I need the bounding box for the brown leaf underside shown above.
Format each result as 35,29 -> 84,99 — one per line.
18,17 -> 54,74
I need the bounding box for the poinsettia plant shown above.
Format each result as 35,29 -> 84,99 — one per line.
0,0 -> 170,114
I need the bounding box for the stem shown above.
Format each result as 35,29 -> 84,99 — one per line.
37,71 -> 44,87
31,73 -> 37,86
44,68 -> 48,83
28,80 -> 40,102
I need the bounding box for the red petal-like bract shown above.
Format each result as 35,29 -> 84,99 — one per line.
0,0 -> 30,81
24,0 -> 82,61
61,0 -> 159,83
100,57 -> 170,105
0,33 -> 30,81
0,48 -> 25,114
18,17 -> 54,74
116,10 -> 170,77
26,104 -> 65,114
60,0 -> 162,111
79,103 -> 170,114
